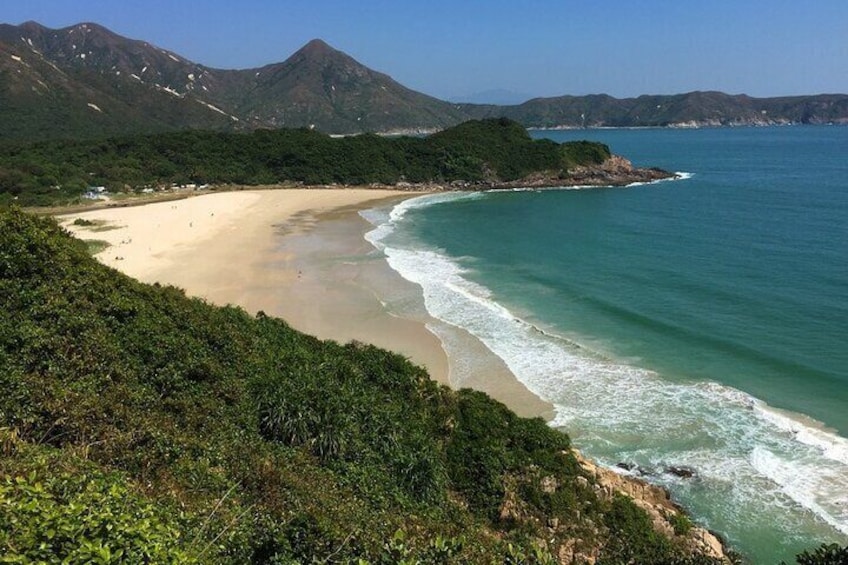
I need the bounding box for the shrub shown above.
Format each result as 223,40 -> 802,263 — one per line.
0,471 -> 191,564
790,543 -> 848,565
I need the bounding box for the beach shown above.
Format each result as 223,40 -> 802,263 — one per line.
59,188 -> 551,417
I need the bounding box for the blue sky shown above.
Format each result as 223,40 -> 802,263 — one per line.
3,1 -> 847,101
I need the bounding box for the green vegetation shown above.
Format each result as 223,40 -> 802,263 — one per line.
83,239 -> 111,255
669,512 -> 694,536
0,119 -> 610,206
788,543 -> 848,565
0,469 -> 190,564
0,207 -> 724,563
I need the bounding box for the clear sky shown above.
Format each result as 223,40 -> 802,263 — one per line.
3,0 -> 847,101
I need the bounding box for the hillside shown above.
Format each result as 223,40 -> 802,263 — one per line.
0,21 -> 237,140
0,118 -> 672,207
0,207 -> 738,563
1,21 -> 846,141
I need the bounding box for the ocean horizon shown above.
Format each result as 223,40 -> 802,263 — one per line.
362,125 -> 848,563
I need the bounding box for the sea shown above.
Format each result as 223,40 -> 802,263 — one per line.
360,125 -> 848,563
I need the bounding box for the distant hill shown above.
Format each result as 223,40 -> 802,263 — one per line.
449,88 -> 533,105
1,21 -> 847,141
229,38 -> 469,132
461,91 -> 848,128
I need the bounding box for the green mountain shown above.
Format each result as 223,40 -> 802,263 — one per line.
0,22 -> 466,141
0,208 -> 734,563
461,91 -> 848,128
229,38 -> 469,132
2,21 -> 847,141
0,21 -> 237,140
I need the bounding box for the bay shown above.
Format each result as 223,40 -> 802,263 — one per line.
364,126 -> 848,563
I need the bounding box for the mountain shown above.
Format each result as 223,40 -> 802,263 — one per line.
0,22 -> 468,141
0,21 -> 238,140
1,20 -> 847,142
229,39 -> 469,132
461,90 -> 848,128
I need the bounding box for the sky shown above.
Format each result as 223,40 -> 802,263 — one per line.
2,1 -> 847,102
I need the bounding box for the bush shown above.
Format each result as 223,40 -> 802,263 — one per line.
0,471 -> 190,564
790,543 -> 848,565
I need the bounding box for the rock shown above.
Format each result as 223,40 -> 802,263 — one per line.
615,461 -> 638,473
665,465 -> 697,479
541,475 -> 558,494
569,449 -> 730,562
691,527 -> 726,559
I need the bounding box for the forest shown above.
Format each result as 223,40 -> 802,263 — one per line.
0,118 -> 610,206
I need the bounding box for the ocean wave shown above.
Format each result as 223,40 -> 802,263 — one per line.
625,171 -> 694,187
751,447 -> 848,536
362,193 -> 848,543
363,191 -> 485,248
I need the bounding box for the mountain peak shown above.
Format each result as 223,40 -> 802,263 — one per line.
300,38 -> 333,54
18,20 -> 47,31
292,38 -> 342,62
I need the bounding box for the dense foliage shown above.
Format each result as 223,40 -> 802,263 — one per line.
0,119 -> 610,206
0,207 -> 728,563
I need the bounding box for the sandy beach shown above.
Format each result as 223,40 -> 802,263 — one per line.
60,188 -> 551,417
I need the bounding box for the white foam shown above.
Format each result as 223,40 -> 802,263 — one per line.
754,404 -> 848,466
364,192 -> 483,248
752,447 -> 848,535
627,171 -> 694,187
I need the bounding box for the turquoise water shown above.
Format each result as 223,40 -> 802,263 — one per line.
363,126 -> 848,563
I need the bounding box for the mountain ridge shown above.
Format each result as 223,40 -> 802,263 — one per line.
1,20 -> 847,141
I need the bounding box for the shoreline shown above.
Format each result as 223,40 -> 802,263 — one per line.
58,188 -> 552,416
33,155 -> 673,217
57,186 -> 730,559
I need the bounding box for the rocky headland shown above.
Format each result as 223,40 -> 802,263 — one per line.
386,154 -> 676,192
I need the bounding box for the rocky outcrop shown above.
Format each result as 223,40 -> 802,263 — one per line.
575,450 -> 729,562
493,447 -> 731,564
564,155 -> 674,187
410,155 -> 676,192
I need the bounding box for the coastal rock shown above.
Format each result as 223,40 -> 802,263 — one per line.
572,449 -> 731,563
615,461 -> 639,473
665,465 -> 698,479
